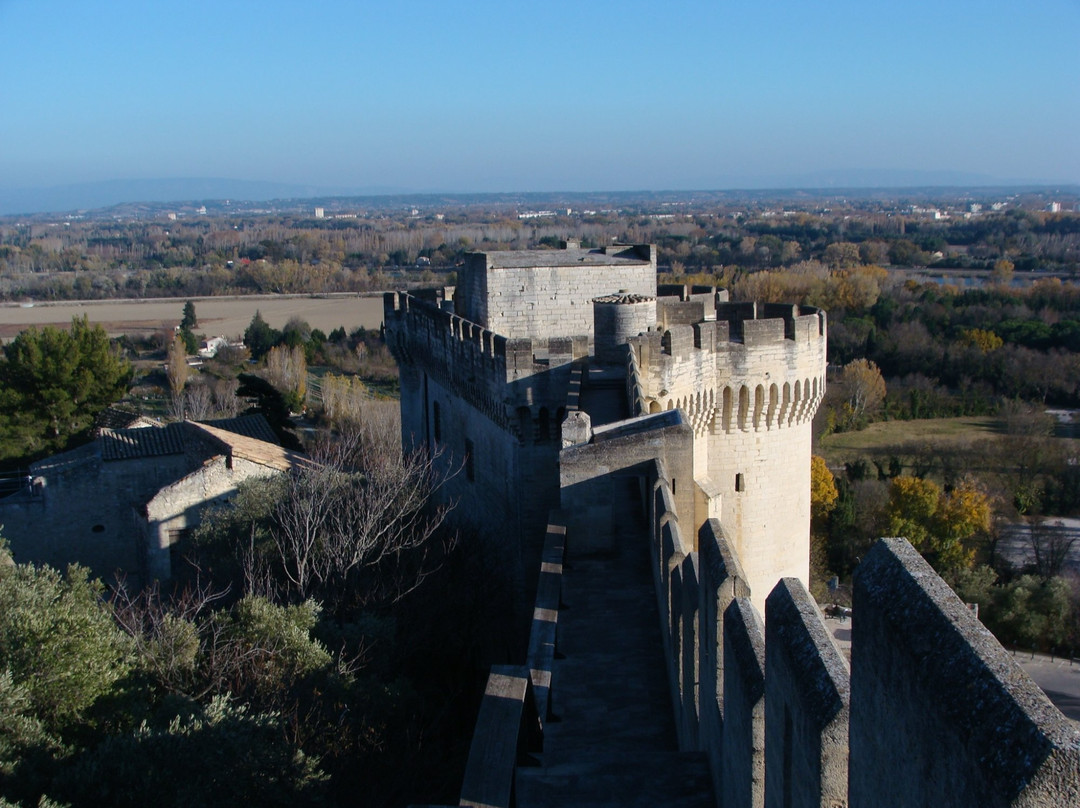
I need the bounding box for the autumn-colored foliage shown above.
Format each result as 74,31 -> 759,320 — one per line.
810,455 -> 838,522
884,475 -> 991,574
958,327 -> 1004,353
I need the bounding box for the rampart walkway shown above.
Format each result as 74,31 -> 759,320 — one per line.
515,371 -> 713,806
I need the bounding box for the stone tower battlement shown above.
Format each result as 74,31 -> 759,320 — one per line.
628,301 -> 827,437
387,243 -> 1080,807
456,243 -> 656,341
626,300 -> 827,613
384,291 -> 589,427
387,250 -> 828,614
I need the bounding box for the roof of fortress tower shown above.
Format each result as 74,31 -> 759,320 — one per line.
478,244 -> 653,269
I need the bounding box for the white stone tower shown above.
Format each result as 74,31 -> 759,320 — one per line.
628,301 -> 827,613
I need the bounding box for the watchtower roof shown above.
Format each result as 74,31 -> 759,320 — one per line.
593,292 -> 655,304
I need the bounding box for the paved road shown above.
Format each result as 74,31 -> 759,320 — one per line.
997,518 -> 1080,576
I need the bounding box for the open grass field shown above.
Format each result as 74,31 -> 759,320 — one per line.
0,294 -> 387,340
817,414 -> 1080,473
817,416 -> 1002,464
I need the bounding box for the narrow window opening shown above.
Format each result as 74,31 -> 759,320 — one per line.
735,473 -> 744,492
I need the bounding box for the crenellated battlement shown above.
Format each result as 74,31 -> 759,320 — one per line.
384,291 -> 507,364
628,303 -> 827,436
384,292 -> 587,432
645,471 -> 1080,807
384,292 -> 590,381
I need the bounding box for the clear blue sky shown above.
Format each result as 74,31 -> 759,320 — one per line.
1,0 -> 1077,193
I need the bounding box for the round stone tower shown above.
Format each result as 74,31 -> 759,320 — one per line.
593,292 -> 656,365
629,302 -> 828,614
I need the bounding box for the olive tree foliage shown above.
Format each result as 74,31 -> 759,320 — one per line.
0,561 -> 132,736
53,696 -> 329,808
0,552 -> 134,790
112,581 -> 334,704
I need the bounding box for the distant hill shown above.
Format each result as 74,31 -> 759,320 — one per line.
777,168 -> 1055,189
0,178 -> 408,216
0,173 -> 1076,217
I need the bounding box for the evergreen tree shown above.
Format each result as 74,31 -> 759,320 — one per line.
181,301 -> 198,331
244,311 -> 280,361
0,317 -> 132,462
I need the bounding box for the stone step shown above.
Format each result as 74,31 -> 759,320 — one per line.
515,752 -> 713,808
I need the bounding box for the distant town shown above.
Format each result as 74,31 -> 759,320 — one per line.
1,187 -> 1077,307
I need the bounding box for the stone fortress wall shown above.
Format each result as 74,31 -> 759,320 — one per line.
449,461 -> 1080,807
387,267 -> 827,619
384,287 -> 586,605
647,467 -> 1080,807
389,242 -> 1080,806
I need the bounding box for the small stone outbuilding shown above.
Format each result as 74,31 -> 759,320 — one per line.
0,415 -> 311,587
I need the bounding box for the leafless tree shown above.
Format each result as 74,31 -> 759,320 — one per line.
212,376 -> 242,417
268,431 -> 455,612
167,382 -> 214,421
185,383 -> 215,420
112,576 -> 230,698
264,345 -> 307,410
166,336 -> 189,399
1027,516 -> 1078,580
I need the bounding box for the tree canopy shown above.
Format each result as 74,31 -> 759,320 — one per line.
0,317 -> 131,462
244,311 -> 280,360
884,476 -> 991,574
180,301 -> 198,331
810,455 -> 839,523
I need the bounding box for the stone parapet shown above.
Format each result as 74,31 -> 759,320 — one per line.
385,292 -> 588,429
764,577 -> 850,808
850,538 -> 1080,807
722,598 -> 766,808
